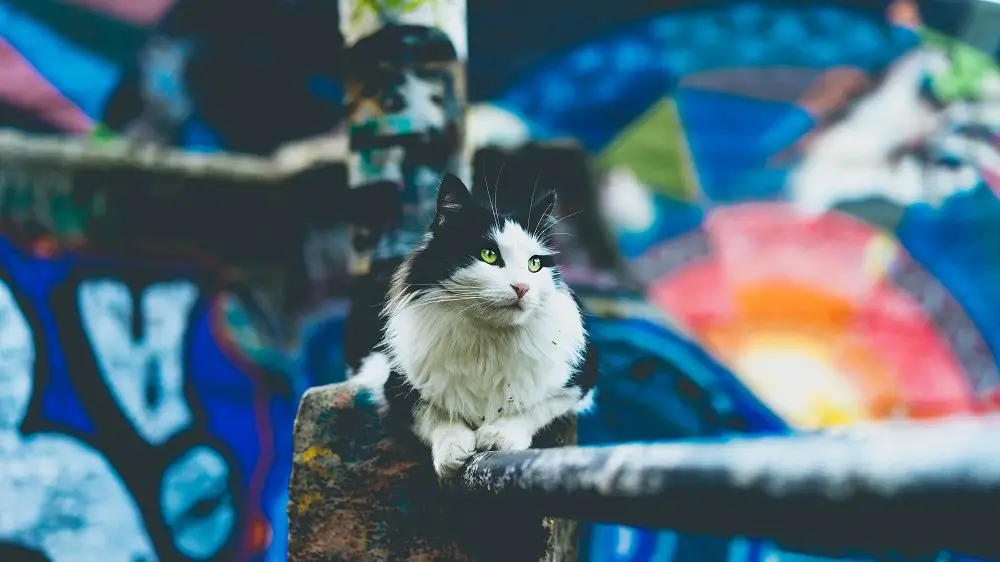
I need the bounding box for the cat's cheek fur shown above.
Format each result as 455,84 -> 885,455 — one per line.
443,226 -> 556,325
445,262 -> 517,305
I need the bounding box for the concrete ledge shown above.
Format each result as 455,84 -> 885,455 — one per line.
0,128 -> 347,182
287,381 -> 578,562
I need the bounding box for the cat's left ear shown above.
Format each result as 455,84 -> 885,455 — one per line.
435,173 -> 472,226
527,190 -> 557,233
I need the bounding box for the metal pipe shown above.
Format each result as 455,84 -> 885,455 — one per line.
461,415 -> 1000,558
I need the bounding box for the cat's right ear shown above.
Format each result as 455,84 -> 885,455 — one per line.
435,173 -> 471,225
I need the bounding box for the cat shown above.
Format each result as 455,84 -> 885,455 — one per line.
354,172 -> 597,479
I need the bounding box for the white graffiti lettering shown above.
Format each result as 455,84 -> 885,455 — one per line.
78,280 -> 198,445
0,280 -> 159,562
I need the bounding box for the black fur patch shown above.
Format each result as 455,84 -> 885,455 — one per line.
384,368 -> 419,434
343,259 -> 399,373
565,341 -> 599,393
399,174 -> 558,299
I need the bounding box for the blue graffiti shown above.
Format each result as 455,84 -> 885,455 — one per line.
0,236 -> 295,561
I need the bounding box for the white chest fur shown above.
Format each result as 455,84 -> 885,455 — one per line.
384,290 -> 585,426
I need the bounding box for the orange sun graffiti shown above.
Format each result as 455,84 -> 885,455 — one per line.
649,204 -> 975,430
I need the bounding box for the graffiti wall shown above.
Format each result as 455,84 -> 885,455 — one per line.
0,234 -> 297,561
482,0 -> 1000,560
0,0 -> 343,153
5,0 -> 1000,561
0,2 -> 338,560
1,2 -> 339,560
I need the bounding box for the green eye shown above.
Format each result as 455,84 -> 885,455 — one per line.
480,248 -> 498,264
527,257 -> 542,273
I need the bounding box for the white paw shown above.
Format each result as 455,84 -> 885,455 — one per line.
430,428 -> 476,479
475,423 -> 533,452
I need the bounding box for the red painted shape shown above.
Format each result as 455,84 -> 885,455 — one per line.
854,282 -> 975,417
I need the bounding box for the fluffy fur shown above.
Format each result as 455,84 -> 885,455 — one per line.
358,173 -> 597,479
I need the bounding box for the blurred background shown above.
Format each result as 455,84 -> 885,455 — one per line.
1,0 -> 999,560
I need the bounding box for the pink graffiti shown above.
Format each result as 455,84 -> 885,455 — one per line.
0,38 -> 91,133
60,0 -> 178,26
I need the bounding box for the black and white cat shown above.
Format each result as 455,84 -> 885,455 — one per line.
354,172 -> 596,479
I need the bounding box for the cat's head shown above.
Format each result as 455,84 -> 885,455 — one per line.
395,173 -> 563,327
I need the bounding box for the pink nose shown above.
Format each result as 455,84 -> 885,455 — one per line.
510,284 -> 529,300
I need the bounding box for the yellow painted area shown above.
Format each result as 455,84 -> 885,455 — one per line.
863,231 -> 899,282
697,282 -> 902,429
301,446 -> 332,464
352,0 -> 432,19
296,491 -> 324,513
728,335 -> 870,429
299,446 -> 342,470
598,97 -> 700,201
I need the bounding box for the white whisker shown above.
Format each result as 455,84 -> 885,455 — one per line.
496,161 -> 507,210
527,173 -> 540,229
537,210 -> 582,239
483,164 -> 501,230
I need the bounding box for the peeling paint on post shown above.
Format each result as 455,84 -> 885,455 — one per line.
286,380 -> 578,561
339,0 -> 469,276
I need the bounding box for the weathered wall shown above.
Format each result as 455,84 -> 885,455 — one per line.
0,164 -> 341,561
0,228 -> 301,561
487,2 -> 1000,560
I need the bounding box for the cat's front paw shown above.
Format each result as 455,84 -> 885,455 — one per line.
430,428 -> 476,479
475,422 -> 533,452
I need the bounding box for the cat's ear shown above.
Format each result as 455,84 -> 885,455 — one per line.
527,190 -> 557,233
435,173 -> 471,225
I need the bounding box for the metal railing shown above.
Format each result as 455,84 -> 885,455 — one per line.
460,415 -> 1000,559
